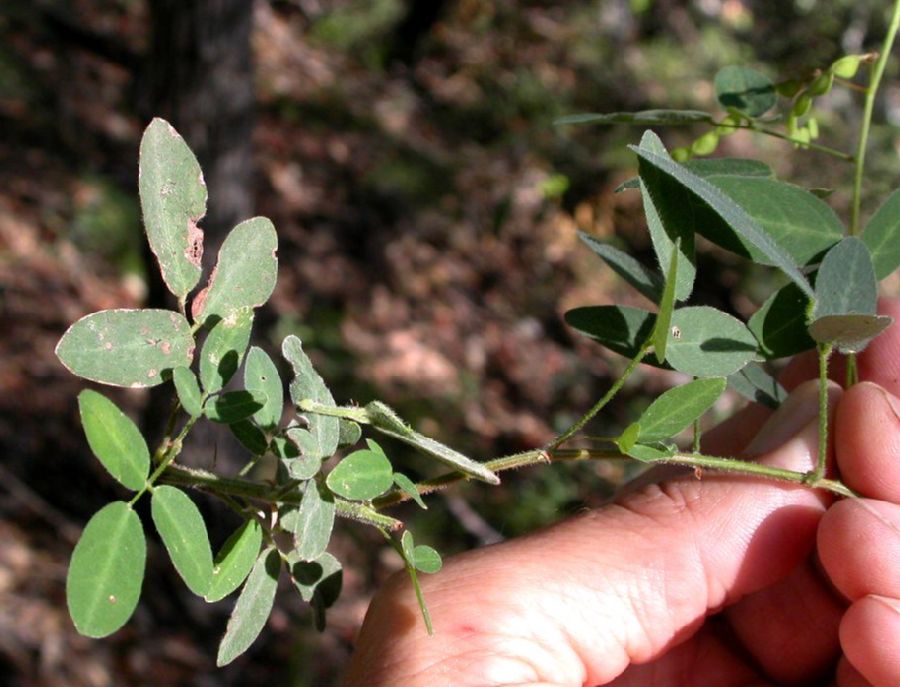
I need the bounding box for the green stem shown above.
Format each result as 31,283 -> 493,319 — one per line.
548,346 -> 650,449
846,353 -> 859,387
850,0 -> 900,235
814,343 -> 833,482
724,121 -> 854,161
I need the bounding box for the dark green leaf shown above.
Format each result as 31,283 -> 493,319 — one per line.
393,473 -> 427,509
78,390 -> 149,491
578,232 -> 663,303
244,347 -> 283,430
629,147 -> 814,298
199,308 -> 254,394
283,336 -> 340,459
229,420 -> 270,455
862,188 -> 900,280
67,502 -> 146,638
728,363 -> 787,409
290,552 -> 343,631
364,401 -> 500,484
814,237 -> 878,319
206,520 -> 263,603
651,237 -> 679,363
748,282 -> 816,359
196,217 -> 278,324
637,131 -> 696,302
216,548 -> 280,667
151,486 -> 213,597
173,366 -> 203,417
683,158 -> 773,178
138,118 -> 206,302
616,422 -> 640,454
808,314 -> 894,354
714,66 -> 776,117
56,309 -> 194,388
666,307 -> 759,377
555,110 -> 715,127
564,305 -> 657,361
282,480 -> 335,562
636,377 -> 726,442
325,441 -> 394,501
205,391 -> 265,424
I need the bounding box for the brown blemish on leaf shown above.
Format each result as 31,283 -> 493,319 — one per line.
105,342 -> 113,351
160,341 -> 172,355
191,287 -> 209,322
147,369 -> 158,379
185,220 -> 204,268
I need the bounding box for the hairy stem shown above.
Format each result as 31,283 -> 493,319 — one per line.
814,343 -> 833,482
733,122 -> 855,161
850,0 -> 900,235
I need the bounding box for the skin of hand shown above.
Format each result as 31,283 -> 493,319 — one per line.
342,299 -> 900,687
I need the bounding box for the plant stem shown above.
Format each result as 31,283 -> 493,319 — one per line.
548,346 -> 650,449
814,343 -> 833,482
846,353 -> 859,387
735,122 -> 855,161
850,0 -> 900,235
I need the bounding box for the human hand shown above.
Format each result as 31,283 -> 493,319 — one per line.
342,299 -> 900,687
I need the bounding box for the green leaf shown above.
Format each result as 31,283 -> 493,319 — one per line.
748,282 -> 816,359
325,442 -> 394,501
244,347 -> 283,430
683,158 -> 773,178
666,307 -> 759,377
578,232 -> 663,303
814,237 -> 878,319
626,443 -> 676,462
555,109 -> 715,127
206,520 -> 263,603
195,217 -> 278,324
616,422 -> 640,454
364,401 -> 500,485
281,480 -> 335,562
651,237 -> 679,363
216,548 -> 280,667
78,390 -> 149,491
204,390 -> 265,424
138,118 -> 206,302
412,545 -> 442,574
56,309 -> 194,388
151,486 -> 213,597
283,430 -> 324,480
338,419 -> 363,447
67,502 -> 146,638
172,366 -> 203,417
393,473 -> 427,509
199,308 -> 254,394
289,552 -> 343,631
728,363 -> 787,410
714,66 -> 776,117
637,131 -> 696,302
636,377 -> 726,442
629,147 -> 814,298
862,188 -> 900,280
283,336 -> 340,460
564,305 -> 657,361
700,176 -> 843,267
230,420 -> 270,455
808,314 -> 894,354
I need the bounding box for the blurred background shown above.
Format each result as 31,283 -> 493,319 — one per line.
1,0 -> 898,684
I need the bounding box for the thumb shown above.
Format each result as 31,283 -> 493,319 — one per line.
343,381 -> 840,687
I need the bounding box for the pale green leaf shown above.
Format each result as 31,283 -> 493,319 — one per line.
412,545 -> 442,574
196,217 -> 278,324
814,237 -> 878,319
244,347 -> 283,430
281,480 -> 335,562
808,314 -> 894,354
173,366 -> 203,417
728,363 -> 787,409
199,308 -> 254,394
204,391 -> 265,424
283,430 -> 324,480
666,307 -> 759,377
338,419 -> 363,447
138,118 -> 206,301
283,336 -> 340,459
555,109 -> 715,127
714,66 -> 776,117
326,444 -> 394,501
637,377 -> 726,442
578,232 -> 663,303
747,282 -> 815,359
862,188 -> 900,280
78,390 -> 149,491
67,502 -> 145,638
216,548 -> 280,667
206,520 -> 263,602
393,473 -> 427,509
151,486 -> 213,597
615,422 -> 640,454
56,309 -> 194,388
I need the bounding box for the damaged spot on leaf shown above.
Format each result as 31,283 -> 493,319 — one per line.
186,220 -> 204,268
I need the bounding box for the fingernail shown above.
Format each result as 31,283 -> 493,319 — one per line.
871,594 -> 900,616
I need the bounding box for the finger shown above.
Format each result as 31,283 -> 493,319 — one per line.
833,383 -> 900,501
840,595 -> 900,687
836,655 -> 876,687
343,382 -> 837,686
